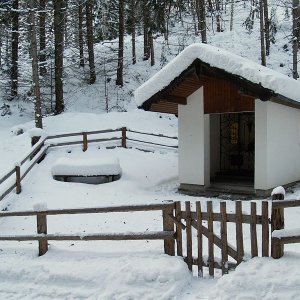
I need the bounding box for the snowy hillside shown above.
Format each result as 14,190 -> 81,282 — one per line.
0,1 -> 300,299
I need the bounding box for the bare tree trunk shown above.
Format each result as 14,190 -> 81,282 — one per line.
292,0 -> 300,78
11,0 -> 19,99
263,0 -> 270,55
216,0 -> 222,32
259,0 -> 266,66
39,0 -> 47,76
29,0 -> 43,129
53,0 -> 64,114
78,1 -> 84,67
63,0 -> 68,48
143,1 -> 150,60
86,0 -> 96,84
0,25 -> 2,69
230,0 -> 234,31
116,0 -> 124,86
197,0 -> 207,42
150,32 -> 155,66
131,0 -> 136,64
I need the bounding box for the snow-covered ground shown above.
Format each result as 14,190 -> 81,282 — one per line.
0,111 -> 300,299
0,0 -> 300,298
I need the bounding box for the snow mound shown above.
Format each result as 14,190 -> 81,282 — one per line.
271,186 -> 285,197
51,156 -> 122,176
28,127 -> 46,138
0,250 -> 192,300
135,43 -> 300,106
205,254 -> 300,300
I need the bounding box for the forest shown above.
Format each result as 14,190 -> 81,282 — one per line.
0,0 -> 299,128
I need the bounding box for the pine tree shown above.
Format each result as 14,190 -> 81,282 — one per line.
86,0 -> 96,84
116,0 -> 124,86
39,0 -> 47,76
78,1 -> 85,67
11,0 -> 19,99
29,0 -> 43,129
53,0 -> 65,113
292,0 -> 300,78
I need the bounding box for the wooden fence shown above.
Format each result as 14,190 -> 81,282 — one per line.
0,192 -> 298,277
0,127 -> 178,201
0,202 -> 176,257
173,200 -> 270,277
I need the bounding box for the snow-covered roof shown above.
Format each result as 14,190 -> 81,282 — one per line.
134,43 -> 300,107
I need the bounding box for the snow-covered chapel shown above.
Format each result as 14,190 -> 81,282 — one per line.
135,43 -> 300,196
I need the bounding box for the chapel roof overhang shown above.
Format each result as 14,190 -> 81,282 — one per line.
135,43 -> 300,111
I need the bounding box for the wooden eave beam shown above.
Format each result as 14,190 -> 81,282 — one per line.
165,95 -> 187,105
141,65 -> 197,110
193,59 -> 275,101
271,95 -> 300,110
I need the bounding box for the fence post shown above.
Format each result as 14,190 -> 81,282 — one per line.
262,201 -> 269,257
121,127 -> 127,148
15,165 -> 21,194
31,135 -> 41,147
175,201 -> 183,256
82,132 -> 88,152
31,135 -> 43,160
37,213 -> 48,256
185,201 -> 193,271
271,188 -> 285,259
162,204 -> 175,256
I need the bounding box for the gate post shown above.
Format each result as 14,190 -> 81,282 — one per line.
37,213 -> 48,256
271,187 -> 285,259
121,127 -> 127,148
162,204 -> 175,256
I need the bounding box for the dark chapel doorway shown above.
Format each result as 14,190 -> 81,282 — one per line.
210,112 -> 255,188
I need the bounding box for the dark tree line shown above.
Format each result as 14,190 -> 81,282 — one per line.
0,0 -> 299,127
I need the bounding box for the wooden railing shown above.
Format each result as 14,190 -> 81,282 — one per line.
0,192 -> 298,277
0,138 -> 49,201
0,202 -> 176,256
0,127 -> 178,201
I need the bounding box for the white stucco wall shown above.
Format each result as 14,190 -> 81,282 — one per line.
255,100 -> 300,190
178,87 -> 210,186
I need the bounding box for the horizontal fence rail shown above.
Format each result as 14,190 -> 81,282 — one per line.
0,127 -> 178,201
0,202 -> 176,257
0,232 -> 174,242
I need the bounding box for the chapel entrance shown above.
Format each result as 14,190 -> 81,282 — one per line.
210,112 -> 255,190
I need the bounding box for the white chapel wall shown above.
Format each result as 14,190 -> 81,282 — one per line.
178,87 -> 210,186
255,100 -> 300,190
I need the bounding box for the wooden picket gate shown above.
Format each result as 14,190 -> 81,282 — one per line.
171,200 -> 270,277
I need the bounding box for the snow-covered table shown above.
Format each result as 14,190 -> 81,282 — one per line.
51,157 -> 121,184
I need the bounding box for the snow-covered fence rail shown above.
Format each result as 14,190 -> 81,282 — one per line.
0,138 -> 49,201
0,202 -> 176,257
126,129 -> 178,149
0,127 -> 178,201
45,127 -> 178,151
271,189 -> 300,259
46,128 -> 122,150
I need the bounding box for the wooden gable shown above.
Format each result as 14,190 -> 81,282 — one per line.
143,60 -> 278,115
